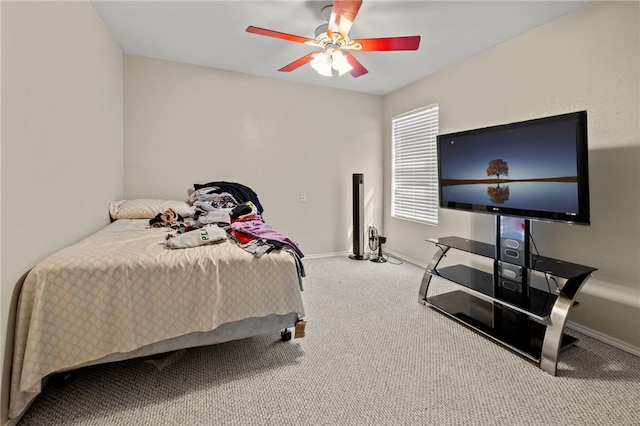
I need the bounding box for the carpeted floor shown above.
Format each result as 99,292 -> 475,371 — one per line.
16,256 -> 640,425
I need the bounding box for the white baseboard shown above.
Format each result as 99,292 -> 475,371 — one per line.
566,321 -> 640,357
382,249 -> 427,269
304,251 -> 351,260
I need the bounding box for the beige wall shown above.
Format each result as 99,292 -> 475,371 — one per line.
124,56 -> 384,255
383,1 -> 640,351
0,1 -> 123,423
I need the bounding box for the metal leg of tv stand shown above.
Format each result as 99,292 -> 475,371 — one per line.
540,274 -> 592,376
418,244 -> 450,303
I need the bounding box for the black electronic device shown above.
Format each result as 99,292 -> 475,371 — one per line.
498,261 -> 523,283
497,215 -> 531,267
437,111 -> 590,225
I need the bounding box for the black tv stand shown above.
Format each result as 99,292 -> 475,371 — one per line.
419,221 -> 596,375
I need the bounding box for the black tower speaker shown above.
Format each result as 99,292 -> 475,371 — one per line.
349,173 -> 369,260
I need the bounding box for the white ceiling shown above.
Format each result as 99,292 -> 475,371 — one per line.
91,0 -> 596,96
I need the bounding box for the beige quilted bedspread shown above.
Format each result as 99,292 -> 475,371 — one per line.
9,219 -> 305,418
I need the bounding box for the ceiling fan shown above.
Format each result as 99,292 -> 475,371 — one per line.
246,0 -> 421,78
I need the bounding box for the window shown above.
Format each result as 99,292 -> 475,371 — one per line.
391,104 -> 439,224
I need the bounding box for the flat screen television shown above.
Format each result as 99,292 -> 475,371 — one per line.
437,111 -> 590,225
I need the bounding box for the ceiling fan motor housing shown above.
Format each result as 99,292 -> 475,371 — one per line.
314,23 -> 329,38
321,5 -> 333,22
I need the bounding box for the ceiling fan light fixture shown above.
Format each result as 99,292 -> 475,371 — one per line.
310,48 -> 352,77
331,50 -> 352,75
310,52 -> 333,77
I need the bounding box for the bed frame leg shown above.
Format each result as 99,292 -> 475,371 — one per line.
281,319 -> 307,341
294,320 -> 307,338
281,329 -> 292,341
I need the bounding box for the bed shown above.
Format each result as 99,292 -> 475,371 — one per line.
9,191 -> 306,420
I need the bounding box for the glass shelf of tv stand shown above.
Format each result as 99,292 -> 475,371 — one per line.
426,265 -> 556,321
429,236 -> 597,281
425,287 -> 576,363
421,236 -> 597,372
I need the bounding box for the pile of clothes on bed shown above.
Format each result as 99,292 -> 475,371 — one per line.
149,181 -> 305,284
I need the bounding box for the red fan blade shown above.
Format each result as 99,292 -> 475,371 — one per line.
328,0 -> 362,40
353,36 -> 421,52
246,26 -> 312,44
343,51 -> 368,78
278,53 -> 316,73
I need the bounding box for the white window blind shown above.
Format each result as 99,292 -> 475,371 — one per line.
391,104 -> 439,224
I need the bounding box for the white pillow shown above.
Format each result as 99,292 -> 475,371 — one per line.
109,199 -> 194,220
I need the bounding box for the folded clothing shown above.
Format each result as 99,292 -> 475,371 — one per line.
197,209 -> 231,226
166,225 -> 227,249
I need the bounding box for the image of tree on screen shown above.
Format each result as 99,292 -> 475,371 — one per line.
487,159 -> 509,180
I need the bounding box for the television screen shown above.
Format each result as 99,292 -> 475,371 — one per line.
437,111 -> 590,224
